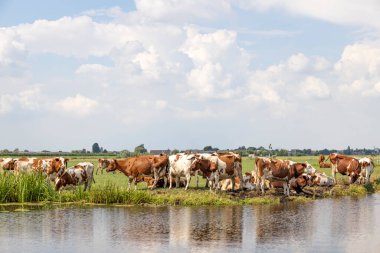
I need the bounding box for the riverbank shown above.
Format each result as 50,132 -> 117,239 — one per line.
1,173 -> 379,207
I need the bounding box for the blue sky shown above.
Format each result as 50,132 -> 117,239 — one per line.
1,0 -> 380,151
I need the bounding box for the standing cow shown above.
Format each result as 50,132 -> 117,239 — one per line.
358,157 -> 375,184
103,154 -> 169,190
169,153 -> 197,190
55,162 -> 95,191
327,153 -> 361,184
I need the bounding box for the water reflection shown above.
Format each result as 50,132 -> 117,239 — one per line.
0,195 -> 380,253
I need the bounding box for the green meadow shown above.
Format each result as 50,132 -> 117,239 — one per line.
0,155 -> 379,206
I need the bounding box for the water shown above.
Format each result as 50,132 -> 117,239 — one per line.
1,195 -> 380,253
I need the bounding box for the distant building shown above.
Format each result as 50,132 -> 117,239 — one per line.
150,149 -> 171,155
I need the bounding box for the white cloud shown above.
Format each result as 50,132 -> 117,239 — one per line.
299,76 -> 330,99
287,53 -> 309,72
56,94 -> 98,116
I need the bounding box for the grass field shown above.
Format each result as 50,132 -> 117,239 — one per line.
0,155 -> 379,206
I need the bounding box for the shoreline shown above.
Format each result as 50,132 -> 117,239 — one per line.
0,182 -> 379,208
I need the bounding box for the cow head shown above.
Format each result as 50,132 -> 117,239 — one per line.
55,172 -> 68,191
48,157 -> 67,176
3,159 -> 16,170
304,162 -> 316,175
105,159 -> 117,172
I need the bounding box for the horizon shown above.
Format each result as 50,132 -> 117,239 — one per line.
1,1 -> 380,151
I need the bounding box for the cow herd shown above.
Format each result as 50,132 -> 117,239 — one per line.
0,152 -> 376,196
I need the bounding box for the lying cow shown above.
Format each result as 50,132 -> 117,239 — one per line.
271,174 -> 310,194
0,158 -> 15,172
141,176 -> 186,188
13,157 -> 35,174
307,172 -> 334,187
220,172 -> 256,191
55,162 -> 95,191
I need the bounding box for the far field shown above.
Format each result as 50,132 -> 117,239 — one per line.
67,155 -> 380,189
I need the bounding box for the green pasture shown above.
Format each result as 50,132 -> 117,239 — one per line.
67,155 -> 380,189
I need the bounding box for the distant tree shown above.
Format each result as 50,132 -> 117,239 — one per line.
81,149 -> 87,153
119,150 -> 131,158
203,146 -> 219,151
92,143 -> 101,153
103,149 -> 108,153
171,149 -> 180,155
13,148 -> 19,153
134,144 -> 147,154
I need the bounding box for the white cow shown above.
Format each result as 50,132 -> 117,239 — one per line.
169,154 -> 196,190
358,157 -> 375,184
14,158 -> 35,174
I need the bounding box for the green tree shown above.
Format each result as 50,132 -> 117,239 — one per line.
92,143 -> 101,153
134,144 -> 147,154
171,149 -> 180,155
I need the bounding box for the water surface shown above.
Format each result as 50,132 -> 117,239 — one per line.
1,195 -> 380,253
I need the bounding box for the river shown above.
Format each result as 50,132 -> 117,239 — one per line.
1,194 -> 380,253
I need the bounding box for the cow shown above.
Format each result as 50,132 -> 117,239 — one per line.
270,174 -> 309,194
32,158 -> 53,174
0,158 -> 15,172
358,157 -> 375,184
198,152 -> 243,191
13,157 -> 35,174
220,172 -> 256,191
318,155 -> 332,168
97,158 -> 106,175
189,157 -> 218,192
168,154 -> 198,190
308,172 -> 334,187
141,176 -> 186,188
255,157 -> 307,196
55,162 -> 94,191
327,153 -> 361,184
103,154 -> 169,190
46,157 -> 69,181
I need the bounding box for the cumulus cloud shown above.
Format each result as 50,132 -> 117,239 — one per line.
299,76 -> 330,99
335,41 -> 380,95
56,94 -> 98,116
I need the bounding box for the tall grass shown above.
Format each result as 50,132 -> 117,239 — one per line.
0,173 -> 55,203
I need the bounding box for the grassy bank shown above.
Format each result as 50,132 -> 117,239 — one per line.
0,172 -> 379,206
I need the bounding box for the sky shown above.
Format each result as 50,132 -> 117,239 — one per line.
1,0 -> 380,152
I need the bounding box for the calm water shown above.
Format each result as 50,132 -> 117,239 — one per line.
1,195 -> 380,253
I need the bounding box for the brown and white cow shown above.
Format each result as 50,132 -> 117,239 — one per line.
32,158 -> 53,174
271,174 -> 310,194
220,172 -> 256,191
255,157 -> 307,196
327,153 -> 361,184
358,157 -> 375,184
318,155 -> 332,168
0,158 -> 15,172
196,152 -> 243,192
55,162 -> 94,191
189,158 -> 218,192
103,154 -> 169,190
141,176 -> 186,188
307,172 -> 334,187
46,157 -> 69,181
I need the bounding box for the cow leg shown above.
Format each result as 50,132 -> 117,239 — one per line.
283,182 -> 289,196
185,174 -> 191,190
231,176 -> 236,192
331,166 -> 337,184
195,171 -> 199,188
163,176 -> 168,188
175,176 -> 180,188
151,169 -> 159,189
128,177 -> 133,191
169,175 -> 173,189
214,174 -> 220,193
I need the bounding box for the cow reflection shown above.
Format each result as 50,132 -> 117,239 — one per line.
190,206 -> 243,243
255,204 -> 313,243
